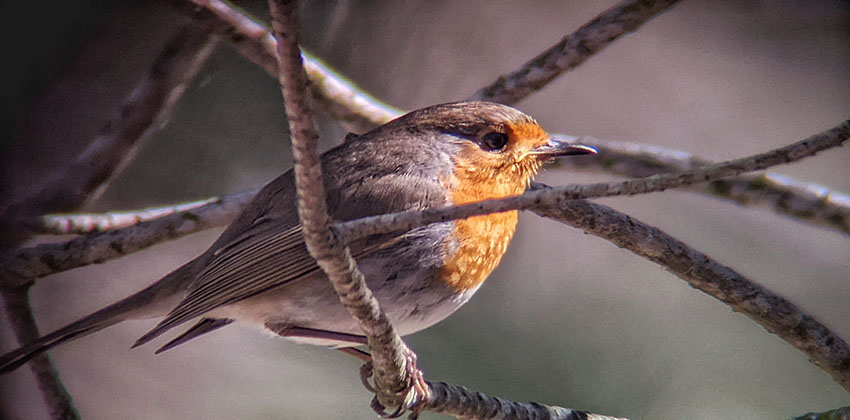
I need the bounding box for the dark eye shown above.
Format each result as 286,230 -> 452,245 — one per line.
481,132 -> 508,151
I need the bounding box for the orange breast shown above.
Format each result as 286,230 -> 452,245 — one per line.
439,210 -> 517,292
438,145 -> 530,292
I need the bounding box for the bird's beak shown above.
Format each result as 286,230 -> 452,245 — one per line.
529,138 -> 597,157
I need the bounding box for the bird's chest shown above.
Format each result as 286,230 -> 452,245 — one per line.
439,211 -> 518,292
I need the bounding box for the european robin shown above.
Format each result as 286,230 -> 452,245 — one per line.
0,101 -> 595,372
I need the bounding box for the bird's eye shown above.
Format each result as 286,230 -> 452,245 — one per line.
481,132 -> 508,151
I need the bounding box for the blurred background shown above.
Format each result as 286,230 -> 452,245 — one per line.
1,1 -> 849,419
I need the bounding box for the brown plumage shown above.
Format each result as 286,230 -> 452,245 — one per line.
0,101 -> 595,373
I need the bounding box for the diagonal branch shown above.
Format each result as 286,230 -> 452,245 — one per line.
177,0 -> 402,133
568,135 -> 850,236
0,26 -> 218,248
530,194 -> 850,391
333,119 -> 850,242
469,0 -> 681,105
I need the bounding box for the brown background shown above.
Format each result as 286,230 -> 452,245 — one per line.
2,1 -> 849,419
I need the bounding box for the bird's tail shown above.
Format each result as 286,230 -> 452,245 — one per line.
0,263 -> 192,374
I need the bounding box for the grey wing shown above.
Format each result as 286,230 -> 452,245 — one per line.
134,220 -> 319,346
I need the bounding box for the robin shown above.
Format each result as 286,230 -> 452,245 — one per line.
0,101 -> 596,373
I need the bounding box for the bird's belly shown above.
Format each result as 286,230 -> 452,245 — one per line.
209,259 -> 478,346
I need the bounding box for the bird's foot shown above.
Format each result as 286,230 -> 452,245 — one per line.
359,347 -> 431,419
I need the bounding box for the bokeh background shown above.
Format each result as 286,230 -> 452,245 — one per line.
2,1 -> 849,419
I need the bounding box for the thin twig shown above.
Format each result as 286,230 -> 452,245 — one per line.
333,119 -> 850,242
530,195 -> 850,391
568,135 -> 850,235
177,0 -> 401,133
20,198 -> 233,235
469,0 -> 681,105
0,190 -> 255,287
267,0 -> 426,413
0,25 -> 217,248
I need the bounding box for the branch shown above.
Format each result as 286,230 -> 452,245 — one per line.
468,0 -> 681,105
425,381 -> 626,420
0,25 -> 217,248
0,190 -> 255,287
334,119 -> 850,242
792,406 -> 850,420
178,0 -> 402,133
530,196 -> 850,391
266,0 -> 426,414
568,135 -> 850,235
20,198 -> 237,235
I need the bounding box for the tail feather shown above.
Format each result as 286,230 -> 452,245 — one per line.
154,318 -> 232,354
0,263 -> 192,374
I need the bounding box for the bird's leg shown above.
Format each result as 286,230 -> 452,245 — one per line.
362,345 -> 431,420
267,323 -> 429,419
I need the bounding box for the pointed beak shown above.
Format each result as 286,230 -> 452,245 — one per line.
529,138 -> 597,157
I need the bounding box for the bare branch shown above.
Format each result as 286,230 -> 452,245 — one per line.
792,406 -> 850,420
267,0 -> 426,413
469,0 -> 681,105
530,196 -> 850,391
425,381 -> 627,420
334,119 -> 850,242
178,0 -> 401,133
21,199 -> 235,235
1,288 -> 78,419
569,135 -> 850,235
0,190 -> 255,287
0,25 -> 217,247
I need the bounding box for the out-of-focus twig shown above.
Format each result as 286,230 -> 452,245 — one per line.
177,0 -> 402,133
530,195 -> 850,392
21,198 -> 232,235
0,26 -> 217,248
468,0 -> 681,105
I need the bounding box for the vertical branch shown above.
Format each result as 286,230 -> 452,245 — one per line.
266,0 -> 425,412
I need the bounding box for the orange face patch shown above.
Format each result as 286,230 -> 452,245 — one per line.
436,120 -> 551,292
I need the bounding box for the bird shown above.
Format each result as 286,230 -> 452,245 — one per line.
0,101 -> 596,373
